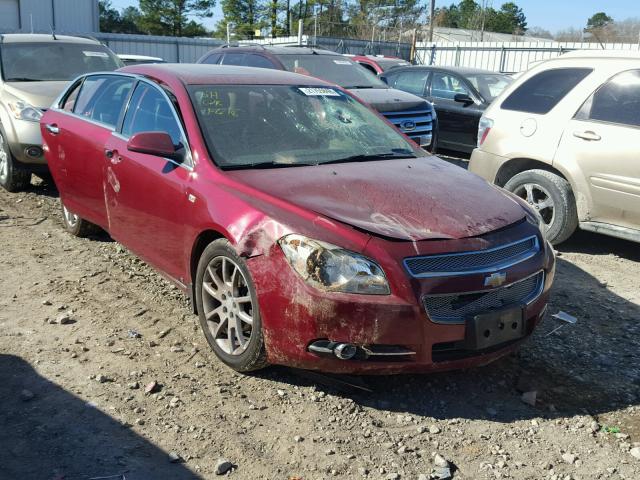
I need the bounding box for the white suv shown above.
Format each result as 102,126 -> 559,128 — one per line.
469,50 -> 640,245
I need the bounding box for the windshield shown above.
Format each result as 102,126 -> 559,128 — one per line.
466,73 -> 513,102
189,84 -> 425,169
276,54 -> 387,89
0,43 -> 122,82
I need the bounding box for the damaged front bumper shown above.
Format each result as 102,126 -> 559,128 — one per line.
248,220 -> 555,374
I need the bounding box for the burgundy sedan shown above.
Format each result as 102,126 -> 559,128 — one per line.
41,64 -> 555,373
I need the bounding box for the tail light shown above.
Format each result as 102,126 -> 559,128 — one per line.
477,117 -> 494,147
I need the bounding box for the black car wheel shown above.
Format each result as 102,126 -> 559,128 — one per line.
505,169 -> 578,245
195,239 -> 268,372
0,130 -> 31,192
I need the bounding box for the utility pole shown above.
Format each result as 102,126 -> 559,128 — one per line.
480,0 -> 487,42
428,0 -> 435,43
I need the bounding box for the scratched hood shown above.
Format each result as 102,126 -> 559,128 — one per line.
226,157 -> 526,241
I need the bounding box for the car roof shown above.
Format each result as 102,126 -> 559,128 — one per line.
0,33 -> 101,45
557,49 -> 640,60
397,65 -> 503,75
211,45 -> 339,56
119,63 -> 333,86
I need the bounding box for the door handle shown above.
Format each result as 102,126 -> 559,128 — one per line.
45,124 -> 59,135
105,149 -> 120,164
573,130 -> 601,141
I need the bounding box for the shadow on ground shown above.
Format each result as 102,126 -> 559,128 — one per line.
0,354 -> 202,480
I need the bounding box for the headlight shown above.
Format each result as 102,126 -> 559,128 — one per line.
8,100 -> 43,122
279,234 -> 390,295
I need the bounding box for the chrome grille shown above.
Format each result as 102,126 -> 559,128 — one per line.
405,236 -> 538,277
423,271 -> 544,324
381,108 -> 433,142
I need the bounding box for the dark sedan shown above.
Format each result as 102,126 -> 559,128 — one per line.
381,66 -> 512,154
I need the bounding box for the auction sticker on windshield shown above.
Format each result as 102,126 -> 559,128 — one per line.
298,87 -> 341,96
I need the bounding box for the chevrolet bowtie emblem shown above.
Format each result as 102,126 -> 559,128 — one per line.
484,272 -> 507,288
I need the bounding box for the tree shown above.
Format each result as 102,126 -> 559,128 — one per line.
215,0 -> 264,39
587,12 -> 613,29
99,0 -> 121,32
526,26 -> 553,39
137,0 -> 215,37
99,0 -> 142,33
498,2 -> 527,32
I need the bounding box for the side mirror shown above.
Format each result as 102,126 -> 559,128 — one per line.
379,75 -> 389,84
127,131 -> 181,161
454,93 -> 474,105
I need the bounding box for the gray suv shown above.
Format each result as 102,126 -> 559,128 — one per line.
0,34 -> 122,191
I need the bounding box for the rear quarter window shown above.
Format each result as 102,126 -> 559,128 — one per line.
501,68 -> 592,114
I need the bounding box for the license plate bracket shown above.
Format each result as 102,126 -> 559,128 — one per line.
465,307 -> 525,350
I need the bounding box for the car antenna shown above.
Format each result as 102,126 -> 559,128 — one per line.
50,25 -> 57,40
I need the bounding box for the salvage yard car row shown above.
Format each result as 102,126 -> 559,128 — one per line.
0,32 -> 637,376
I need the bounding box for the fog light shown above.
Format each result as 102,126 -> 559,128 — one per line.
418,134 -> 432,147
25,146 -> 43,158
334,343 -> 357,360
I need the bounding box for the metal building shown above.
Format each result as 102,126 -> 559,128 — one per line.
0,0 -> 99,34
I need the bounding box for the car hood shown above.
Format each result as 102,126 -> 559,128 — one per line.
348,87 -> 428,113
226,157 -> 526,241
3,81 -> 69,109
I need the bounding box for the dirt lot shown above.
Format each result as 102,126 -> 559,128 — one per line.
1,175 -> 639,480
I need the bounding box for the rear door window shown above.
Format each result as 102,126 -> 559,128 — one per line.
576,69 -> 640,128
245,54 -> 276,69
388,70 -> 429,96
73,75 -> 134,128
501,68 -> 592,114
221,53 -> 245,66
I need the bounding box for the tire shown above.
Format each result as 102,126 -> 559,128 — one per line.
60,201 -> 98,237
195,239 -> 268,372
0,130 -> 31,192
504,169 -> 578,245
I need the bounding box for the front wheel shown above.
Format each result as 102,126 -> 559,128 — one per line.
504,169 -> 578,245
0,131 -> 31,192
195,239 -> 268,372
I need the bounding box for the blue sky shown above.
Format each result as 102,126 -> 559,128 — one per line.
109,0 -> 639,34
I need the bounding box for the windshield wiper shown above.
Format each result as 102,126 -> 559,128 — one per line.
220,161 -> 315,170
320,151 -> 417,165
344,85 -> 376,89
4,77 -> 44,82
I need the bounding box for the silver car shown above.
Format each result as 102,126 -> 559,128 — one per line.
0,33 -> 122,191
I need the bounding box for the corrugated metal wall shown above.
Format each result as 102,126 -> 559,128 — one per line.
0,0 -> 20,31
94,33 -> 226,63
0,0 -> 98,33
415,41 -> 640,73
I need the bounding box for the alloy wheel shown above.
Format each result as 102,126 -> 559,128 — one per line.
62,204 -> 79,228
515,182 -> 555,228
201,255 -> 255,356
0,134 -> 8,183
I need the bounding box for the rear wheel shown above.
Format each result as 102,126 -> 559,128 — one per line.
195,239 -> 267,372
0,131 -> 31,192
60,202 -> 98,237
504,169 -> 578,245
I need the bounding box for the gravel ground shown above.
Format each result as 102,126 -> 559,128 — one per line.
1,174 -> 639,480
